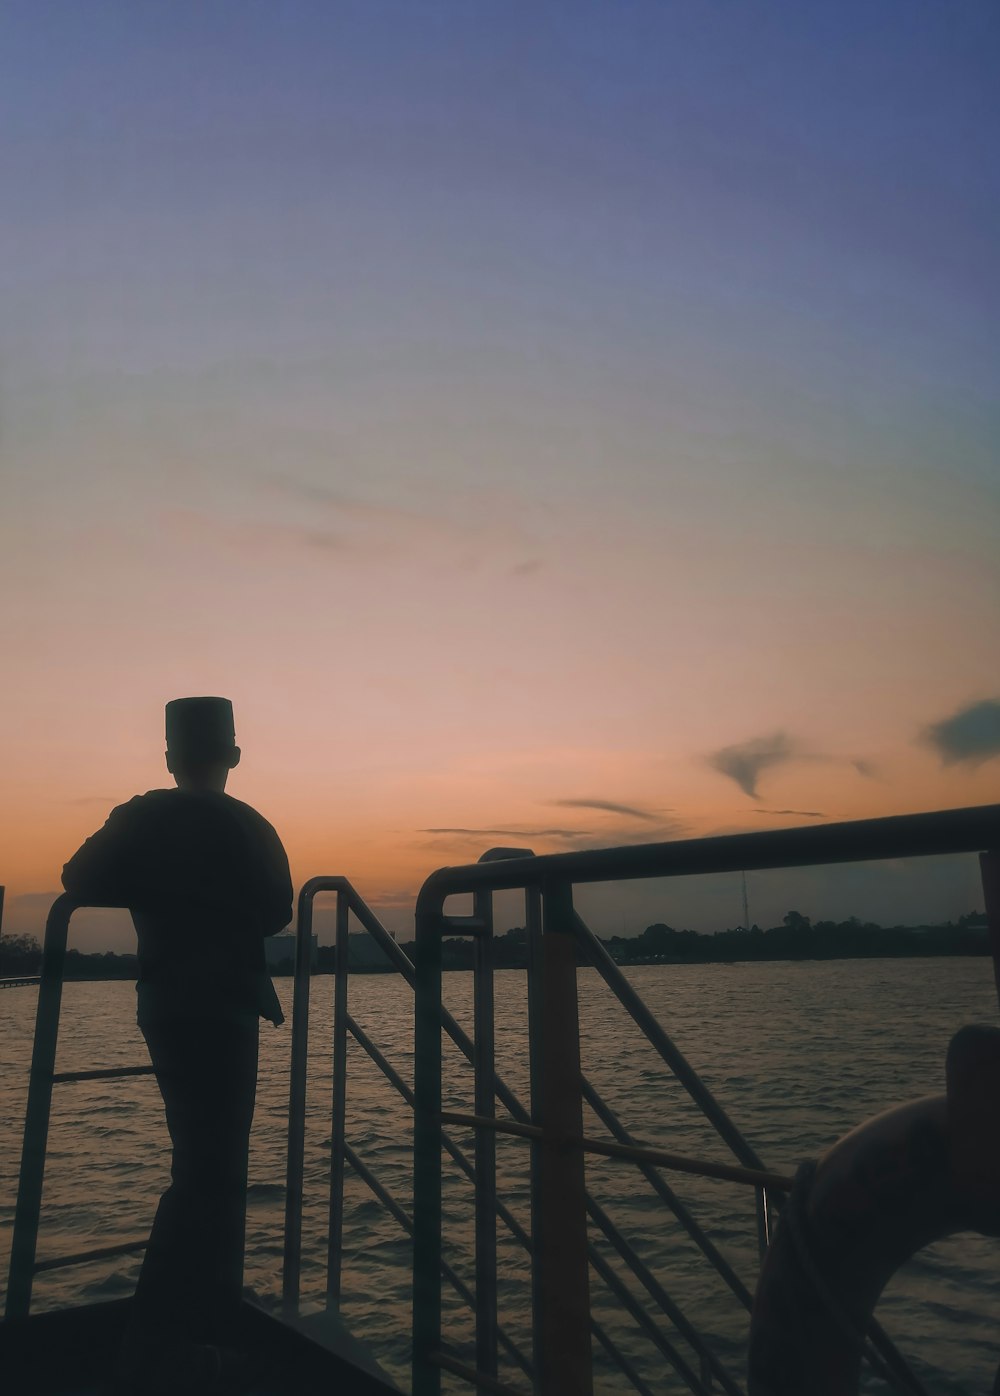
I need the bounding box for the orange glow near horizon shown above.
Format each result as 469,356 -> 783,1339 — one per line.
2,683 -> 998,950
2,5 -> 997,948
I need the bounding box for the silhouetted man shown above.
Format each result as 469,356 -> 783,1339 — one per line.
62,697 -> 292,1393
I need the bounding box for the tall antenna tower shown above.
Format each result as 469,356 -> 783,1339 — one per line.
741,870 -> 751,932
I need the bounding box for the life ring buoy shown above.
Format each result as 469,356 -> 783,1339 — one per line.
748,1024 -> 1000,1395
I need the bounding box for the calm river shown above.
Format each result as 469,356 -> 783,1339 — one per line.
3,960 -> 999,1393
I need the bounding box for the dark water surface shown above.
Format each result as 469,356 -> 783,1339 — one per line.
3,960 -> 999,1393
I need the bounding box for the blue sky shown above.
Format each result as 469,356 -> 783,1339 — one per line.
2,1 -> 998,946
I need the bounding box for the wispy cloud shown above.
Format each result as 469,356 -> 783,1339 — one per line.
420,812 -> 687,856
421,826 -> 580,839
922,698 -> 1000,766
753,807 -> 827,819
161,508 -> 349,556
551,798 -> 660,821
258,473 -> 543,574
262,475 -> 425,529
709,732 -> 875,798
708,732 -> 797,799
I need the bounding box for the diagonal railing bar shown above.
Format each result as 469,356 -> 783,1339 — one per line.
591,1318 -> 658,1396
342,1141 -> 533,1383
328,882 -> 534,1127
581,1076 -> 754,1311
586,1192 -> 744,1396
587,1244 -> 712,1396
429,1350 -> 527,1396
345,1013 -> 411,1099
346,1014 -> 534,1253
571,911 -> 764,1173
865,1326 -> 931,1396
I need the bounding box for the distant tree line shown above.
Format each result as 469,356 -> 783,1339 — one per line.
0,934 -> 138,979
599,909 -> 990,966
1,911 -> 990,980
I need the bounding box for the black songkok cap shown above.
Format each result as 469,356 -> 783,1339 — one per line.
165,696 -> 236,757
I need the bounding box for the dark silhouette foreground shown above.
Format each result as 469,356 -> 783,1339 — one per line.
62,697 -> 292,1394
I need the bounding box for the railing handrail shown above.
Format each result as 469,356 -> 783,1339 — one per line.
415,803 -> 1000,905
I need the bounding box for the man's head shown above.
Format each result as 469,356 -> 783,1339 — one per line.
165,696 -> 241,792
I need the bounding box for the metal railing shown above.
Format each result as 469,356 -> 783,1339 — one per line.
412,804 -> 1000,1396
280,873 -> 722,1392
281,876 -> 537,1382
5,895 -> 155,1318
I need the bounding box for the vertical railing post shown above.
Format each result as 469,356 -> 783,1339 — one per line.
282,882 -> 315,1313
525,885 -> 545,1392
473,889 -> 498,1385
327,890 -> 350,1307
6,894 -> 74,1318
537,879 -> 593,1396
413,883 -> 445,1396
980,850 -> 1000,1017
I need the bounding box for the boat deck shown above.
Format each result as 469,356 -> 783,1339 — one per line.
1,1298 -> 402,1396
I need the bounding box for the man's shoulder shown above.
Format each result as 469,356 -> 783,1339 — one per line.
106,790 -> 285,851
220,793 -> 284,839
104,790 -> 173,821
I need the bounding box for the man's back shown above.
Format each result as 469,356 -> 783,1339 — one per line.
62,786 -> 293,1018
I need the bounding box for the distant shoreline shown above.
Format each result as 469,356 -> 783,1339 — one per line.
2,913 -> 989,980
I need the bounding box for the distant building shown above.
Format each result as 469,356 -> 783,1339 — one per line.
264,932 -> 317,971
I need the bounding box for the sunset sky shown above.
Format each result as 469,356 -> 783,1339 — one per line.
2,2 -> 998,950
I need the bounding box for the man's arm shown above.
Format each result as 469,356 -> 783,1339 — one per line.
259,820 -> 290,932
255,817 -> 294,935
61,798 -> 144,906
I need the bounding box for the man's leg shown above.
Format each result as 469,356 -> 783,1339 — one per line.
126,1014 -> 259,1367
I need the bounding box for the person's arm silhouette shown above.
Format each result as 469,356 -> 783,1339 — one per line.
62,797 -> 147,907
